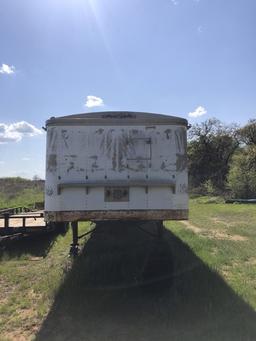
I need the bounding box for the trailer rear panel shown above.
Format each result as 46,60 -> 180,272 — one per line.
44,111 -> 188,222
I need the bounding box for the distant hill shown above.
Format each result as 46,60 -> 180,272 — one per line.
0,177 -> 45,209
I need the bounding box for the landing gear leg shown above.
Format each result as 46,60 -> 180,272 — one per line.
70,221 -> 79,256
157,221 -> 164,239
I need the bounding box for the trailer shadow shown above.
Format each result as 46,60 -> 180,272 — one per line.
36,222 -> 256,341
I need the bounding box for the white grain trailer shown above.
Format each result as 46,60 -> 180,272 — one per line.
44,111 -> 189,254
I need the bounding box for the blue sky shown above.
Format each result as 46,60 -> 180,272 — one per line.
0,0 -> 255,178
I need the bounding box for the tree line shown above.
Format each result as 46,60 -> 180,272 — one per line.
188,118 -> 256,198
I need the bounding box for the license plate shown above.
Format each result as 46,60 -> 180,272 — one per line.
104,187 -> 129,202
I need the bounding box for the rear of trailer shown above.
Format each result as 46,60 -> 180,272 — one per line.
45,111 -> 188,222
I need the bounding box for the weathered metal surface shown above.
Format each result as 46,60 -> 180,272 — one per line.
45,209 -> 188,222
45,111 -> 188,220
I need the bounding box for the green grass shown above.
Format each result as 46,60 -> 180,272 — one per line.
0,188 -> 44,209
0,177 -> 44,209
165,199 -> 256,309
0,223 -> 91,341
1,200 -> 256,340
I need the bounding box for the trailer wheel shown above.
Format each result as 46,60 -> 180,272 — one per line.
70,221 -> 79,257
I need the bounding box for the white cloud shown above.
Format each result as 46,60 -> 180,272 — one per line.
0,63 -> 15,75
0,121 -> 42,144
22,157 -> 30,161
171,0 -> 179,5
188,106 -> 207,118
0,161 -> 5,165
9,121 -> 42,135
85,95 -> 104,108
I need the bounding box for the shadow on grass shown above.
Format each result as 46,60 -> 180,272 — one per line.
36,221 -> 256,341
0,227 -> 68,259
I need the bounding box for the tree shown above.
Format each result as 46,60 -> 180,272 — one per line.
188,118 -> 239,192
228,146 -> 256,198
227,119 -> 256,198
32,175 -> 41,181
237,119 -> 256,146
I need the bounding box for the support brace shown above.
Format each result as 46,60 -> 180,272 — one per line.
70,221 -> 79,256
157,221 -> 164,239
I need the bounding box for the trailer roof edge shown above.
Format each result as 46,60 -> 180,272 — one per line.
46,111 -> 188,127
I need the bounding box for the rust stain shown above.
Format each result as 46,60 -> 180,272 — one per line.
112,139 -> 117,170
67,162 -> 75,173
48,127 -> 58,152
61,130 -> 69,148
175,128 -> 187,171
45,209 -> 189,222
127,160 -> 147,172
100,129 -> 130,171
160,161 -> 166,170
45,187 -> 54,196
176,154 -> 187,171
175,128 -> 186,153
160,159 -> 176,172
47,154 -> 57,173
99,128 -> 153,172
95,128 -> 104,134
164,129 -> 172,139
179,183 -> 188,193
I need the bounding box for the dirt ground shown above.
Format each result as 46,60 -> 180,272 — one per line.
180,220 -> 247,241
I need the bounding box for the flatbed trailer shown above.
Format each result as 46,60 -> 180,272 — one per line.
0,209 -> 67,244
